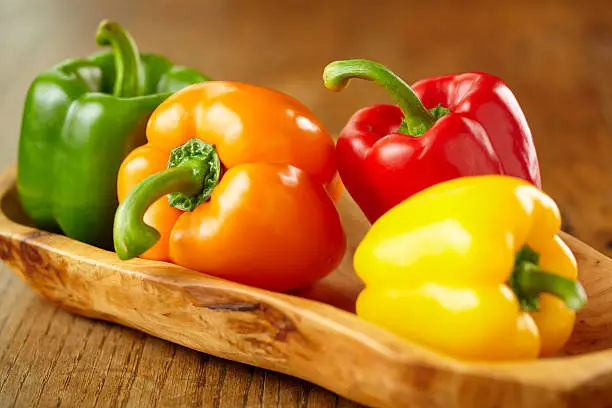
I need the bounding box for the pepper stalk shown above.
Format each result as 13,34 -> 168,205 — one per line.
95,20 -> 143,98
323,59 -> 449,136
511,245 -> 586,311
113,138 -> 222,260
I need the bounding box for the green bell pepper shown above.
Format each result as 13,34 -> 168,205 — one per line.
17,20 -> 211,250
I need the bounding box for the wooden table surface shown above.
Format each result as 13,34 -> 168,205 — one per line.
1,1 -> 612,407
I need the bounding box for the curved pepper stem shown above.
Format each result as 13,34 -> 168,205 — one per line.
113,138 -> 221,260
323,59 -> 443,136
511,245 -> 587,311
96,20 -> 143,98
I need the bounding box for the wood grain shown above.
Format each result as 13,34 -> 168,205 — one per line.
1,0 -> 612,407
0,261 -> 359,408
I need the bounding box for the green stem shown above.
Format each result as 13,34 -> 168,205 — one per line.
113,138 -> 221,260
512,254 -> 587,311
113,166 -> 202,260
95,20 -> 143,98
323,59 -> 436,136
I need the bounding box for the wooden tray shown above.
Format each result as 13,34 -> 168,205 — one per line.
2,162 -> 612,408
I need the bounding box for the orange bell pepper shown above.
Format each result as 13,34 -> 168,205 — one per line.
113,81 -> 347,292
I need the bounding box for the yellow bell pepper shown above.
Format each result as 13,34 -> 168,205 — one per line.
354,175 -> 587,361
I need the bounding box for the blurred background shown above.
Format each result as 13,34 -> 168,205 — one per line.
1,0 -> 612,251
1,0 -> 612,406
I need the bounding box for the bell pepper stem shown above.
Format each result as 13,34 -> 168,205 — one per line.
95,20 -> 143,98
323,59 -> 436,136
513,262 -> 587,311
113,166 -> 202,260
113,138 -> 221,260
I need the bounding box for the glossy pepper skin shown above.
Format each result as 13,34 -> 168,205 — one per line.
323,59 -> 541,223
354,175 -> 586,361
17,20 -> 210,249
113,81 -> 346,292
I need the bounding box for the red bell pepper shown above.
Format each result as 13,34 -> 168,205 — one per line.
323,59 -> 542,223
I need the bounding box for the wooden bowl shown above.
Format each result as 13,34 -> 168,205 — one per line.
2,162 -> 612,408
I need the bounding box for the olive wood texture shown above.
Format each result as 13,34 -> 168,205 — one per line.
1,163 -> 612,408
